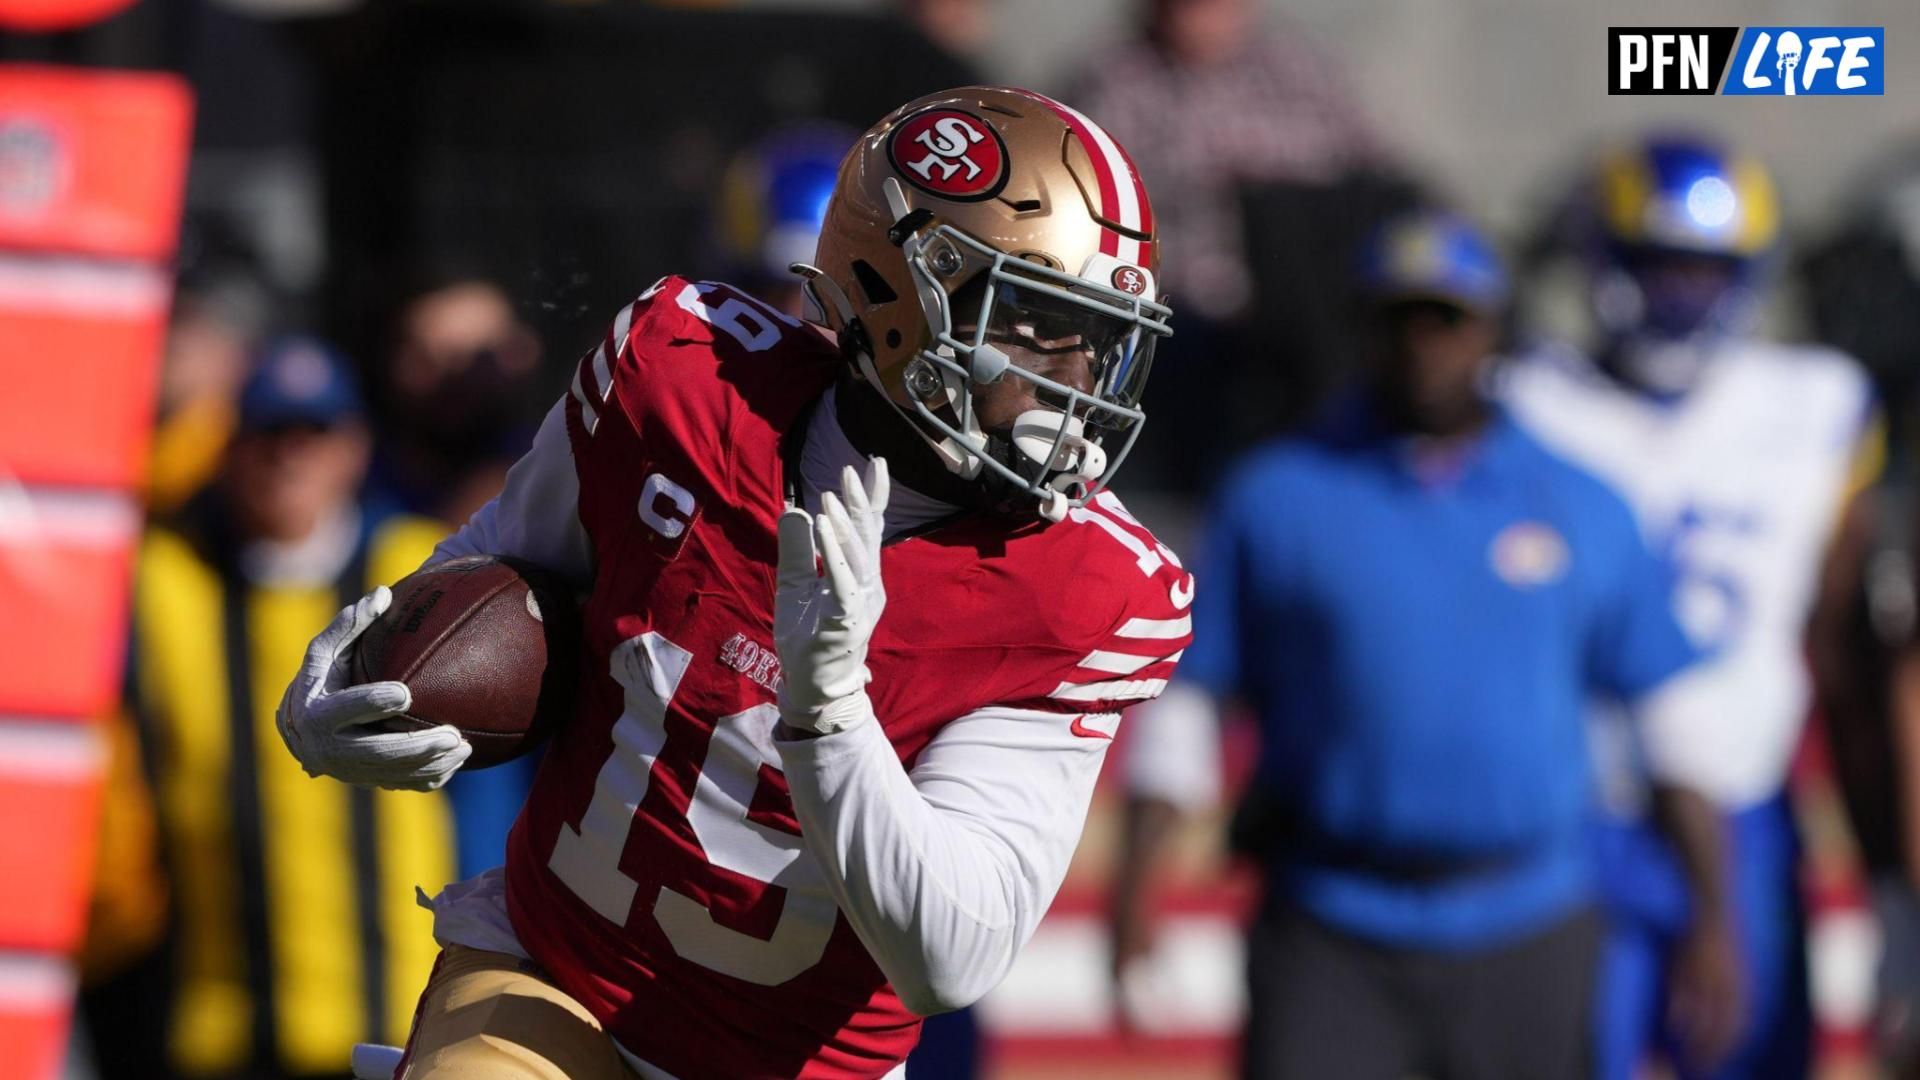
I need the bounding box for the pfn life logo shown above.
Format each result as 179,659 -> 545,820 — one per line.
1610,27 -> 1883,95
1723,28 -> 1882,95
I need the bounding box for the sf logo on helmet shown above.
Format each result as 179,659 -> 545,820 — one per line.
1111,265 -> 1148,296
888,108 -> 1008,201
912,118 -> 982,183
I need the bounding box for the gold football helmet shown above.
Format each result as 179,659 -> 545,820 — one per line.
797,86 -> 1172,521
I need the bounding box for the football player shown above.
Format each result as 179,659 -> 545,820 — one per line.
1503,136 -> 1881,1080
277,86 -> 1189,1080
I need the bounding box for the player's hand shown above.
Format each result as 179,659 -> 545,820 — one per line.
1667,913 -> 1747,1072
774,458 -> 889,735
275,587 -> 472,791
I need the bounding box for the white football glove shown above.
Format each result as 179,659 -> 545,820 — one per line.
774,457 -> 889,735
276,586 -> 473,791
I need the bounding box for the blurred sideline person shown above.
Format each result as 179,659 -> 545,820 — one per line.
1503,136 -> 1880,1080
364,272 -> 545,530
1070,0 -> 1379,328
80,341 -> 455,1080
362,271 -> 549,881
1801,162 -> 1920,1077
1113,210 -> 1710,1080
1071,0 -> 1386,490
1885,530 -> 1920,1076
894,0 -> 994,74
146,249 -> 269,518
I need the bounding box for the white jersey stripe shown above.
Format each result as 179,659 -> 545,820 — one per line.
570,365 -> 600,434
1114,614 -> 1191,640
590,343 -> 613,401
1050,677 -> 1169,703
1055,101 -> 1141,233
1078,650 -> 1159,676
611,301 -> 637,354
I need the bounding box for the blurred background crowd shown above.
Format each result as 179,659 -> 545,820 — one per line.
8,0 -> 1920,1077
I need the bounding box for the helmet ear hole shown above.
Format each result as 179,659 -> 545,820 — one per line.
885,329 -> 902,348
851,260 -> 898,304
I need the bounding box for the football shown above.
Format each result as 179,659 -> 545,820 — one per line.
350,555 -> 581,769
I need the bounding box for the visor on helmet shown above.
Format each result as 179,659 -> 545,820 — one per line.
947,274 -> 1157,429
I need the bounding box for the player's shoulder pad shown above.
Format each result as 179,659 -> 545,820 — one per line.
1725,339 -> 1866,388
1728,341 -> 1876,430
1018,490 -> 1194,716
564,275 -> 837,440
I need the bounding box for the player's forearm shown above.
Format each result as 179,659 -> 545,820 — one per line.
1110,795 -> 1179,968
1651,782 -> 1732,924
1892,651 -> 1920,889
1807,489 -> 1875,725
778,707 -> 1097,1015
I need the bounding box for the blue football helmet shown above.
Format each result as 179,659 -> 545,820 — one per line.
1587,135 -> 1780,393
715,123 -> 857,289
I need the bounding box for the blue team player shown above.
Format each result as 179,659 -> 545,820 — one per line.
1112,209 -> 1708,1079
1505,135 -> 1881,1080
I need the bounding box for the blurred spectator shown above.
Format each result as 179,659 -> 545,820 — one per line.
146,265 -> 265,517
1071,0 -> 1382,326
80,339 -> 454,1080
1805,153 -> 1920,1076
896,0 -> 993,73
358,270 -> 548,881
1113,210 -> 1704,1079
1504,136 -> 1877,1080
1070,0 -> 1393,492
364,271 -> 543,528
1884,574 -> 1920,1076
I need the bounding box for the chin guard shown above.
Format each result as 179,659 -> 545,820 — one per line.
982,409 -> 1109,522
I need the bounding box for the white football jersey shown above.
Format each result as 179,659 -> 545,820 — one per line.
1500,342 -> 1873,810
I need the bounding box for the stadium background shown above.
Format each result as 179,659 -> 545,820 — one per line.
2,1 -> 1918,1077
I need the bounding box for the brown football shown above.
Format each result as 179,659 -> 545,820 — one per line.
350,555 -> 580,770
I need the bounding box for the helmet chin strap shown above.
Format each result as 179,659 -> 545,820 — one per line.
988,409 -> 1108,523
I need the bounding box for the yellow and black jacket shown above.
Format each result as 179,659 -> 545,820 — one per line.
89,506 -> 454,1079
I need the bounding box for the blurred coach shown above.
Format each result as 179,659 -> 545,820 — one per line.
82,341 -> 455,1080
1111,211 -> 1708,1079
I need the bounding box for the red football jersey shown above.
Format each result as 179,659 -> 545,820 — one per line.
503,277 -> 1192,1079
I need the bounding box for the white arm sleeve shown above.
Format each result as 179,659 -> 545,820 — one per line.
1122,682 -> 1224,811
776,704 -> 1111,1016
427,398 -> 595,585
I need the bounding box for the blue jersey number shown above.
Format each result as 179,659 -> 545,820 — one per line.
1659,503 -> 1761,656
